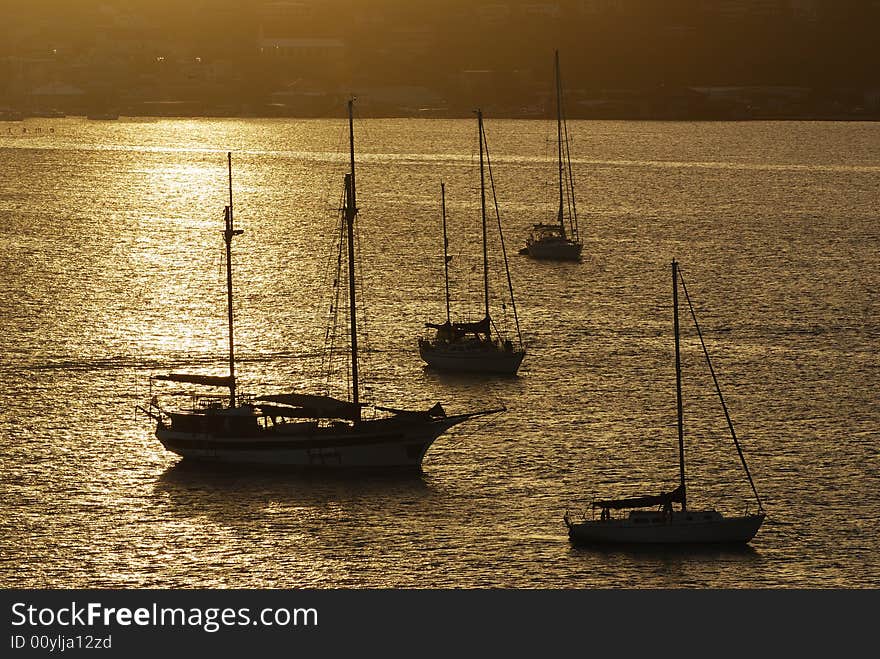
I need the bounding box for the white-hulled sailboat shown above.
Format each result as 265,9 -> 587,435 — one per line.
522,50 -> 582,261
139,104 -> 502,471
418,110 -> 525,375
564,260 -> 765,544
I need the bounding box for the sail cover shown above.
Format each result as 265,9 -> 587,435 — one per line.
453,317 -> 490,335
375,402 -> 447,419
592,485 -> 685,510
425,317 -> 490,336
254,404 -> 318,419
153,373 -> 234,388
253,393 -> 363,420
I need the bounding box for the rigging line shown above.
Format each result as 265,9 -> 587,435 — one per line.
352,207 -> 372,389
559,124 -> 578,239
555,56 -> 580,243
677,267 -> 765,513
324,208 -> 347,393
316,185 -> 346,379
339,210 -> 353,401
562,113 -> 579,242
481,121 -> 523,348
324,193 -> 346,336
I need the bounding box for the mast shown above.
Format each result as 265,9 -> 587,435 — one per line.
441,181 -> 451,325
478,110 -> 490,327
345,100 -> 360,418
672,259 -> 687,511
223,152 -> 243,408
555,50 -> 566,239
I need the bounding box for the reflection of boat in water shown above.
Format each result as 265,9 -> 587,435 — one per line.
564,260 -> 765,545
418,110 -> 525,375
520,51 -> 582,262
154,461 -> 434,542
140,102 -> 502,471
156,459 -> 432,500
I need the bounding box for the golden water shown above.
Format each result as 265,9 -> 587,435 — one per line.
1,117 -> 878,587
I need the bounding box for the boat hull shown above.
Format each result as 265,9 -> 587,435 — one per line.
419,343 -> 524,375
565,511 -> 765,545
526,239 -> 582,261
156,416 -> 469,471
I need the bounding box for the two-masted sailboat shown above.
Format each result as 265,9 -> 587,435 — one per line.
564,260 -> 765,544
522,51 -> 583,261
139,103 -> 502,470
418,110 -> 526,375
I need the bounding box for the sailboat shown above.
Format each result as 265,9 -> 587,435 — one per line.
564,260 -> 765,544
418,110 -> 526,375
139,104 -> 503,471
521,50 -> 582,261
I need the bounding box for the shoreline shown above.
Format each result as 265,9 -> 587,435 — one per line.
3,112 -> 879,123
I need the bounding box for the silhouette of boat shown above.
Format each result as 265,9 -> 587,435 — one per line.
564,260 -> 765,544
0,108 -> 24,121
139,102 -> 502,471
418,110 -> 525,375
521,51 -> 582,261
29,108 -> 66,118
87,111 -> 119,120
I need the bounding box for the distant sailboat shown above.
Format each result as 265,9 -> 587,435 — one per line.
419,110 -> 526,375
564,260 -> 765,544
521,50 -> 582,261
140,104 -> 502,471
87,110 -> 119,120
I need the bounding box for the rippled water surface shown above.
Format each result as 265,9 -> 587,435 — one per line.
1,117 -> 878,588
